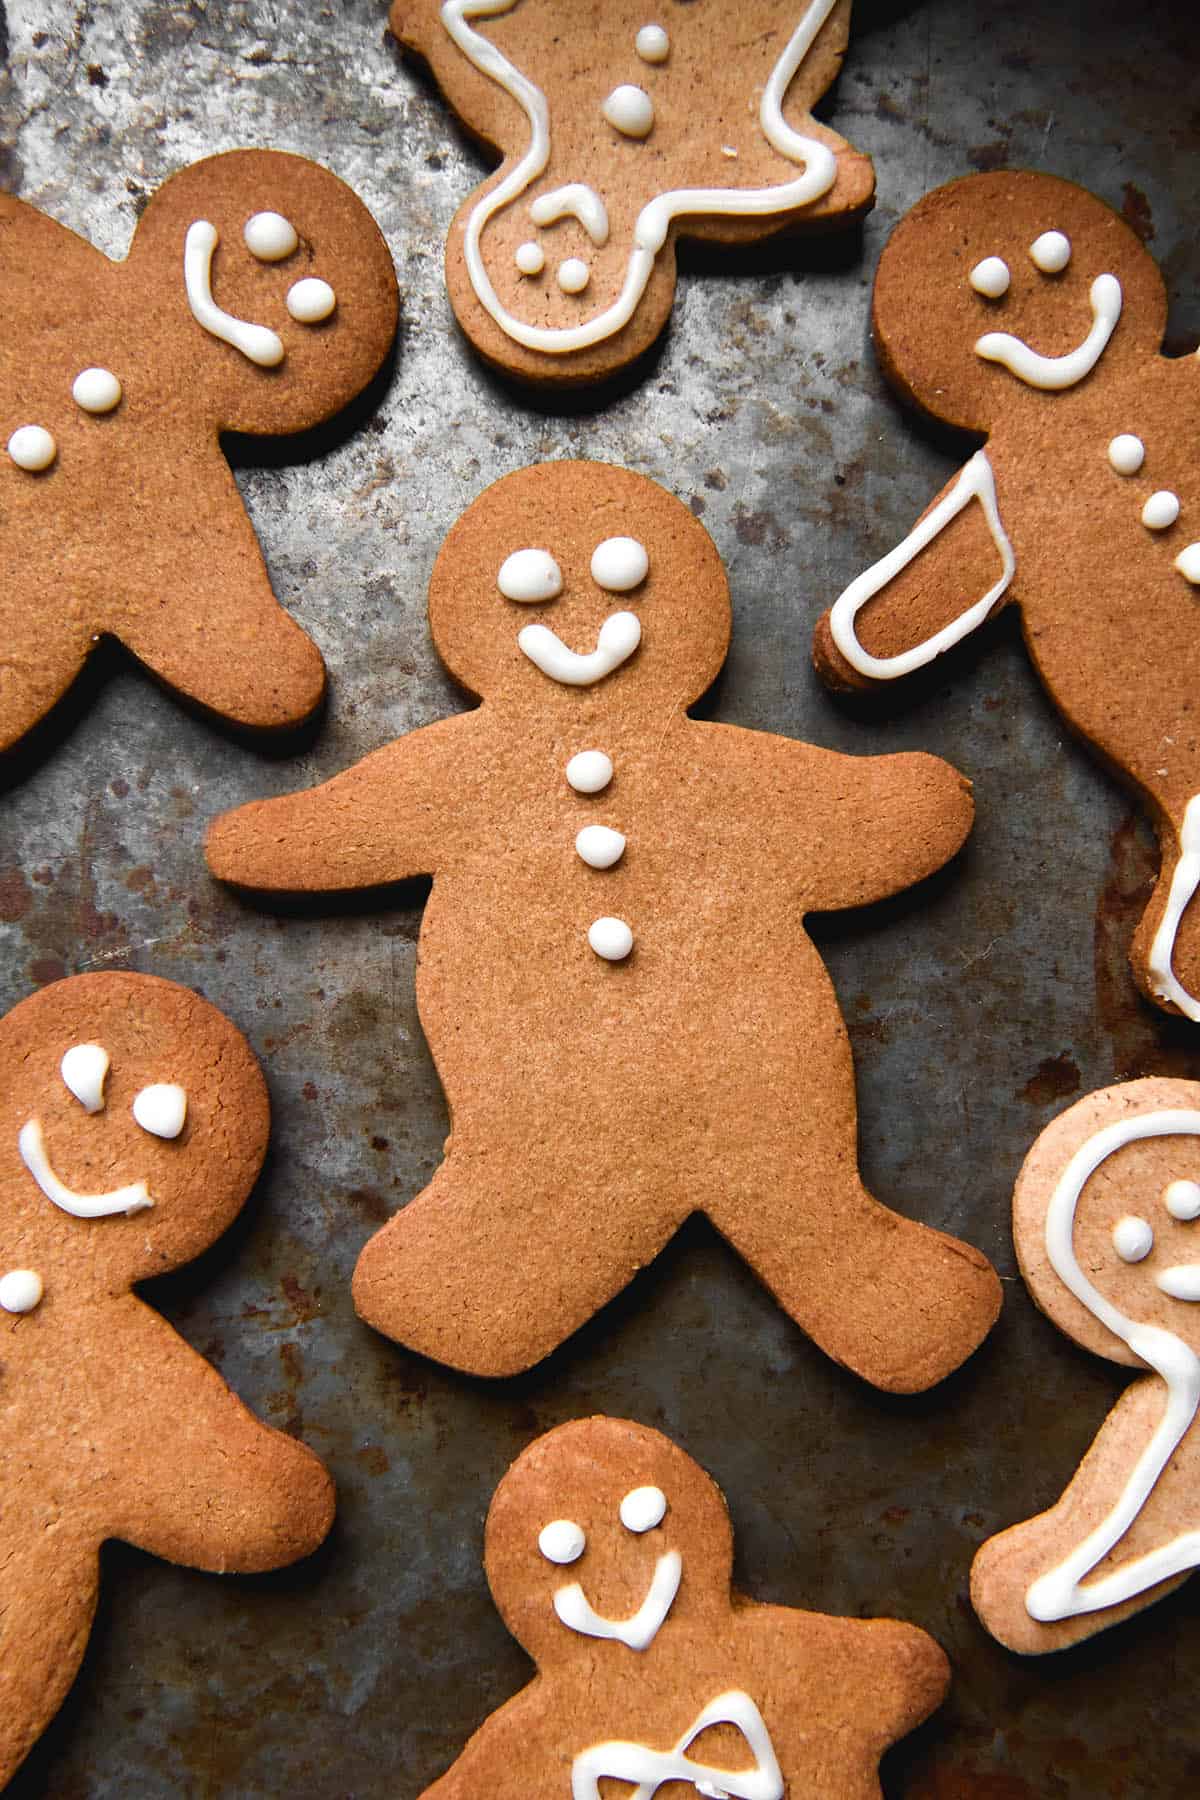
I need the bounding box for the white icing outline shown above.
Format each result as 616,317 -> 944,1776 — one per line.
1147,793 -> 1200,1021
184,221 -> 285,368
18,1118 -> 154,1218
530,183 -> 611,244
828,450 -> 1016,680
440,0 -> 839,354
554,1547 -> 681,1648
975,273 -> 1122,391
571,1690 -> 783,1800
519,611 -> 641,685
1026,1107 -> 1200,1622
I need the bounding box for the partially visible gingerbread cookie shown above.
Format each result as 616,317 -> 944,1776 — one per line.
972,1079 -> 1200,1654
0,972 -> 335,1785
419,1417 -> 948,1797
812,169 -> 1200,1022
391,0 -> 873,384
0,150 -> 398,759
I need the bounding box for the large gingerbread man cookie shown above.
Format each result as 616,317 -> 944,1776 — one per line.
0,972 -> 335,1784
419,1417 -> 949,1797
0,149 -> 397,759
812,170 -> 1200,1021
972,1079 -> 1200,1654
391,0 -> 874,384
207,460 -> 999,1390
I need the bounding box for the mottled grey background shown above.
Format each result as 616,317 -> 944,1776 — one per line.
2,1 -> 1199,1794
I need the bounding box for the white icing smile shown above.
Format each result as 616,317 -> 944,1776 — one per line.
554,1547 -> 682,1649
975,272 -> 1122,391
519,611 -> 641,685
18,1117 -> 154,1218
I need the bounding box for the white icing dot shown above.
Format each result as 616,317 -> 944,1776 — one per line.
566,750 -> 613,794
576,825 -> 626,869
72,367 -> 122,414
591,536 -> 649,592
61,1042 -> 109,1113
515,240 -> 545,276
7,425 -> 56,472
0,1269 -> 44,1314
286,277 -> 336,323
132,1083 -> 187,1140
1030,229 -> 1071,273
1175,543 -> 1200,585
588,916 -> 633,961
602,83 -> 655,139
557,258 -> 590,295
1112,1214 -> 1154,1263
539,1519 -> 586,1564
1143,491 -> 1180,531
635,23 -> 670,62
969,256 -> 1010,299
244,211 -> 299,261
1164,1179 -> 1200,1221
1107,434 -> 1145,476
620,1485 -> 667,1532
498,547 -> 563,602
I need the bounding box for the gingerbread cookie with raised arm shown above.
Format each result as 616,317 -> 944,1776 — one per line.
419,1417 -> 949,1798
207,460 -> 999,1389
0,973 -> 334,1785
812,170 -> 1200,1021
0,150 -> 397,759
973,1079 -> 1200,1654
390,0 -> 874,384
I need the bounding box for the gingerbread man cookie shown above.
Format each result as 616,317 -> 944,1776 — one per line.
0,972 -> 334,1784
419,1417 -> 949,1797
0,149 -> 397,759
812,170 -> 1200,1021
391,0 -> 874,384
972,1078 -> 1200,1654
207,460 -> 999,1390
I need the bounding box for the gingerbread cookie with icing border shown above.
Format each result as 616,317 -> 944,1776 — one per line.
0,972 -> 334,1784
812,169 -> 1200,1022
207,459 -> 999,1390
390,0 -> 874,384
418,1416 -> 949,1798
0,149 -> 397,760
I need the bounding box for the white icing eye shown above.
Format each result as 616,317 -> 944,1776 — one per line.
1175,543 -> 1200,585
566,750 -> 613,794
1030,230 -> 1071,273
244,211 -> 298,261
557,258 -> 590,295
969,256 -> 1010,299
620,1485 -> 667,1532
602,84 -> 655,139
1112,1215 -> 1154,1263
72,367 -> 121,413
0,1269 -> 44,1314
132,1083 -> 188,1140
498,548 -> 564,602
286,277 -> 336,323
7,425 -> 56,471
588,916 -> 634,961
1143,491 -> 1180,531
1107,434 -> 1145,476
576,825 -> 626,869
61,1043 -> 110,1113
515,241 -> 545,276
1165,1179 -> 1200,1221
539,1519 -> 586,1564
591,537 -> 649,593
635,23 -> 670,62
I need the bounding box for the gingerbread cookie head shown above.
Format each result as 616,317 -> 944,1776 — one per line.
1,973 -> 269,1298
428,460 -> 730,710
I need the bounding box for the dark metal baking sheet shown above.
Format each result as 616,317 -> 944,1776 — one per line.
2,1 -> 1199,1793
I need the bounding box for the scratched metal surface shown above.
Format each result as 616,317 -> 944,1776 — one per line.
1,1 -> 1198,1794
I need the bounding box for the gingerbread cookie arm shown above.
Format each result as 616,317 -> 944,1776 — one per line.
417,1686 -> 542,1799
0,1531 -> 101,1788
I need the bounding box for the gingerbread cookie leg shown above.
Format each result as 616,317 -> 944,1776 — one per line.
0,1524 -> 100,1787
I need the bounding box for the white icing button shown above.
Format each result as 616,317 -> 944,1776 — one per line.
72,367 -> 122,414
515,240 -> 545,276
244,211 -> 299,261
1175,543 -> 1200,585
286,277 -> 336,323
0,1269 -> 43,1314
566,750 -> 613,794
498,547 -> 563,602
7,425 -> 56,472
588,916 -> 633,961
1143,491 -> 1180,530
1030,229 -> 1071,273
969,256 -> 1010,299
1112,1215 -> 1154,1263
61,1042 -> 110,1113
132,1082 -> 187,1140
557,258 -> 590,295
620,1485 -> 667,1532
602,84 -> 655,139
1107,434 -> 1145,476
1165,1179 -> 1200,1221
576,825 -> 626,869
635,23 -> 670,62
591,536 -> 649,592
539,1519 -> 586,1564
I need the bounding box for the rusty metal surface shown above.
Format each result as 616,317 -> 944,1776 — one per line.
2,0 -> 1199,1793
